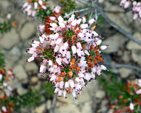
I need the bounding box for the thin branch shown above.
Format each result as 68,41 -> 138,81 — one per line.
75,0 -> 141,45
50,94 -> 57,113
104,63 -> 141,71
96,6 -> 141,45
65,8 -> 90,17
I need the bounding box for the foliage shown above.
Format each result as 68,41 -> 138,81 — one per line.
0,51 -> 5,69
59,0 -> 76,13
5,81 -> 54,111
0,22 -> 12,34
99,71 -> 141,112
36,6 -> 53,22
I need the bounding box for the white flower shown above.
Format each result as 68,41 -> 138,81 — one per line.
2,106 -> 7,112
39,25 -> 45,33
0,74 -> 2,81
40,65 -> 46,73
56,58 -> 62,65
88,18 -> 95,25
129,102 -> 134,111
80,24 -> 88,29
56,38 -> 63,44
54,5 -> 61,13
72,45 -> 77,54
100,45 -> 108,50
96,40 -> 102,45
136,89 -> 141,94
69,80 -> 75,88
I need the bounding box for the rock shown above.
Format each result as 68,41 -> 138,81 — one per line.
0,17 -> 5,23
20,22 -> 35,40
25,62 -> 38,72
46,100 -> 52,109
34,103 -> 46,113
5,54 -> 19,68
7,79 -> 21,89
81,101 -> 92,113
103,34 -> 125,53
103,54 -> 112,64
101,100 -> 108,112
118,68 -> 132,78
10,46 -> 21,56
106,12 -> 132,32
31,77 -> 38,84
13,65 -> 28,80
131,50 -> 141,64
127,32 -> 141,50
56,100 -> 81,113
47,0 -> 59,9
0,1 -> 10,10
17,87 -> 27,95
34,82 -> 41,90
0,29 -> 19,49
95,90 -> 105,99
122,51 -> 130,62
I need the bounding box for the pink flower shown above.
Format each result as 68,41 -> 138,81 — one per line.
22,0 -> 48,17
26,9 -> 108,98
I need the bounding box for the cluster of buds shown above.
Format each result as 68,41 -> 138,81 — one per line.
0,68 -> 14,113
120,0 -> 141,22
120,80 -> 141,112
22,0 -> 47,17
26,5 -> 108,98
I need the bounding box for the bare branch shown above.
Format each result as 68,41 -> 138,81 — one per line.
104,63 -> 141,71
65,8 -> 90,18
50,94 -> 57,113
75,0 -> 141,45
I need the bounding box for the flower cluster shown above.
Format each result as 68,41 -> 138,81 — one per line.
0,68 -> 14,113
22,0 -> 47,17
120,0 -> 141,22
121,80 -> 141,112
27,5 -> 108,98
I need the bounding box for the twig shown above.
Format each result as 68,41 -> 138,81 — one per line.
104,63 -> 141,71
65,8 -> 90,17
75,0 -> 141,45
102,72 -> 113,85
104,63 -> 141,77
50,94 -> 57,113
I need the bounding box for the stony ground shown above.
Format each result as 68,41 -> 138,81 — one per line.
0,0 -> 141,113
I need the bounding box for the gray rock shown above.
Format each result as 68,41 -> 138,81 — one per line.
7,79 -> 21,89
31,76 -> 38,84
122,51 -> 130,62
81,102 -> 92,113
0,1 -> 10,10
46,100 -> 52,109
17,87 -> 27,95
34,103 -> 46,113
101,100 -> 108,112
127,32 -> 141,50
5,54 -> 19,68
95,90 -> 105,99
10,46 -> 21,56
47,0 -> 59,9
106,13 -> 131,32
118,68 -> 132,78
0,29 -> 19,49
13,65 -> 28,80
103,54 -> 112,64
131,50 -> 141,64
103,34 -> 125,53
0,18 -> 5,23
25,62 -> 38,72
20,22 -> 35,40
